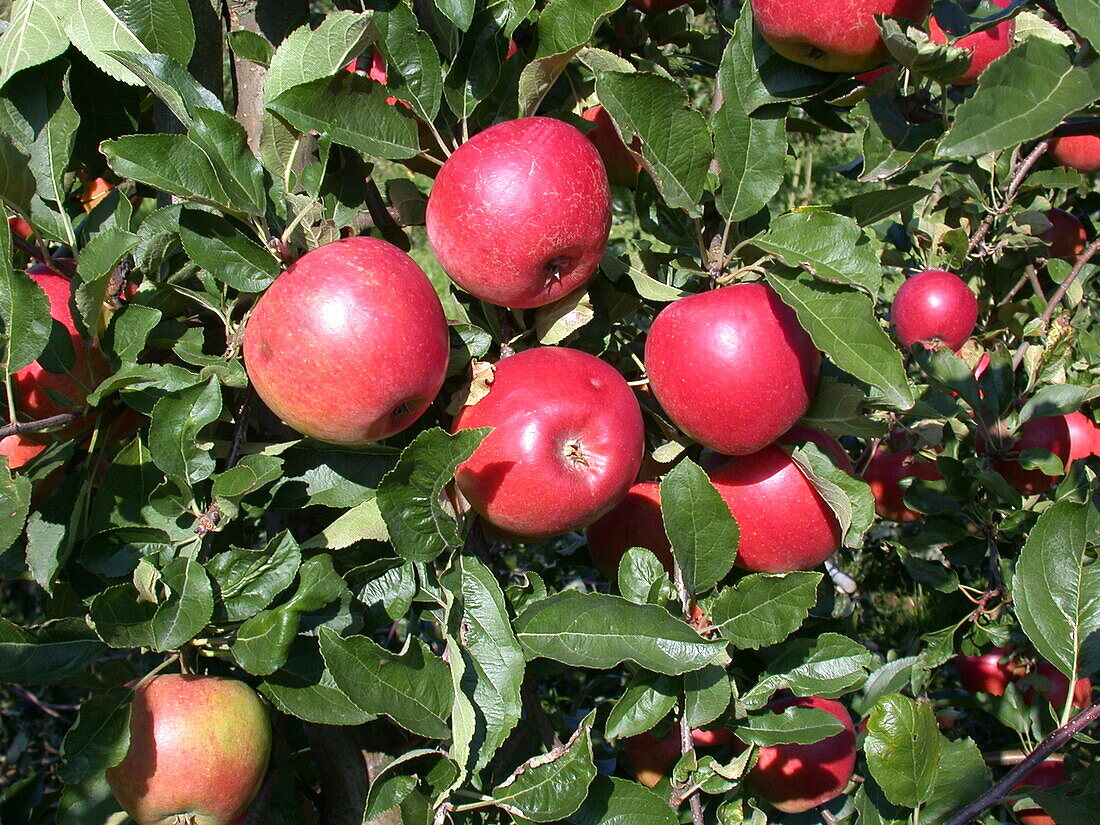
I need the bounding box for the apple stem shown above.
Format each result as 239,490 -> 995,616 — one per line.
0,412 -> 80,439
941,701 -> 1100,825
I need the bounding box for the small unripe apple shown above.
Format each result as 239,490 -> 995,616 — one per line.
106,674 -> 271,825
745,696 -> 856,814
1009,758 -> 1069,825
748,0 -> 933,73
1022,661 -> 1092,710
709,445 -> 842,573
453,347 -> 644,540
992,415 -> 1073,495
581,105 -> 643,188
1042,209 -> 1087,260
426,117 -> 611,309
244,237 -> 449,445
586,481 -> 673,577
956,646 -> 1019,696
645,283 -> 820,456
780,424 -> 854,474
1048,132 -> 1100,175
928,0 -> 1014,85
863,441 -> 942,522
13,262 -> 106,422
0,433 -> 49,470
891,269 -> 978,352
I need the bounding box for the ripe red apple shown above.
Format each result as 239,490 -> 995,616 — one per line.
624,727 -> 734,788
863,440 -> 942,522
581,105 -> 643,188
1064,410 -> 1099,460
745,696 -> 856,814
426,117 -> 611,309
928,0 -> 1014,85
106,674 -> 271,825
780,424 -> 854,474
1048,132 -> 1100,175
243,236 -> 449,445
0,433 -> 49,470
1009,758 -> 1069,825
12,263 -> 106,422
1042,209 -> 1087,260
748,0 -> 933,73
855,65 -> 892,84
80,176 -> 114,213
645,283 -> 820,456
452,347 -> 644,540
586,481 -> 673,577
8,215 -> 32,240
709,445 -> 842,573
956,646 -> 1019,696
891,269 -> 978,352
992,415 -> 1072,495
1022,661 -> 1092,710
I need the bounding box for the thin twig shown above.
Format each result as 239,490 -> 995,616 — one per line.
195,391 -> 254,538
1025,268 -> 1047,303
942,701 -> 1100,825
966,141 -> 1050,259
0,413 -> 79,439
1012,234 -> 1100,367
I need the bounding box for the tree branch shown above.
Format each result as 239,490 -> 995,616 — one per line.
942,701 -> 1100,825
966,141 -> 1050,259
0,413 -> 79,439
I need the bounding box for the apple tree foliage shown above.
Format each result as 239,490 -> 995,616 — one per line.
0,0 -> 1099,823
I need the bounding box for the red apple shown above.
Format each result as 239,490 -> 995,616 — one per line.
748,0 -> 933,73
956,646 -> 1019,696
581,105 -> 643,188
0,433 -> 49,470
586,481 -> 673,577
1022,661 -> 1092,710
1042,209 -> 1087,260
855,66 -> 892,84
106,674 -> 271,825
1048,132 -> 1100,175
80,176 -> 114,213
12,263 -> 106,422
452,347 -> 644,540
992,415 -> 1072,495
645,283 -> 820,456
243,236 -> 449,445
623,727 -> 734,788
891,269 -> 978,352
1064,410 -> 1098,461
745,696 -> 856,814
1009,758 -> 1069,825
863,440 -> 942,522
709,445 -> 842,573
780,424 -> 854,474
929,0 -> 1014,86
426,117 -> 611,308
8,215 -> 32,240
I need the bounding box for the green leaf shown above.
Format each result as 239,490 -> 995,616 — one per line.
106,52 -> 225,128
514,590 -> 725,675
436,0 -> 475,30
684,665 -> 733,729
755,211 -> 882,293
187,107 -> 267,214
320,627 -> 454,739
918,737 -> 989,825
441,554 -> 525,772
378,2 -> 443,122
376,427 -> 489,562
617,547 -> 671,605
25,473 -> 85,594
73,228 -> 139,338
491,712 -> 596,823
865,694 -> 941,808
259,637 -> 371,726
0,130 -> 36,214
263,10 -> 377,104
714,21 -> 786,222
765,266 -> 914,410
789,442 -> 875,548
208,531 -> 302,622
1055,0 -> 1100,51
59,0 -> 152,85
210,453 -> 284,504
853,97 -> 939,182
0,0 -> 69,88
58,687 -> 131,784
232,609 -> 299,676
88,556 -> 214,651
833,186 -> 933,227
268,72 -> 420,161
147,377 -> 222,491
742,632 -> 873,708
660,458 -> 739,595
568,775 -> 678,825
284,553 -> 347,614
1018,384 -> 1090,424
114,0 -> 195,65
711,571 -> 822,650
364,750 -> 458,822
1014,501 -> 1099,678
605,671 -> 677,740
738,704 -> 845,746
0,465 -> 31,555
303,499 -> 389,550
227,30 -> 274,68
0,260 -> 50,374
595,72 -> 711,214
936,39 -> 1100,159
178,208 -> 279,293
0,617 -> 108,685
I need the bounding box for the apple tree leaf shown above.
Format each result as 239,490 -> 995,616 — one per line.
754,211 -> 882,293
147,377 -> 222,491
113,0 -> 195,66
568,775 -> 678,825
1054,0 -> 1100,52
378,1 -> 444,122
259,637 -> 371,726
58,0 -> 151,85
0,466 -> 32,558
107,52 -> 226,128
207,531 -> 302,622
918,736 -> 989,825
685,665 -> 734,729
513,590 -> 725,675
604,670 -> 677,740
232,608 -> 299,676
742,633 -> 873,708
263,10 -> 377,104
661,458 -> 739,596
865,694 -> 941,808
711,571 -> 822,650
738,704 -> 845,746
58,686 -> 131,785
789,442 -> 875,548
178,208 -> 280,293
0,617 -> 108,685
0,250 -> 51,374
0,0 -> 68,88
